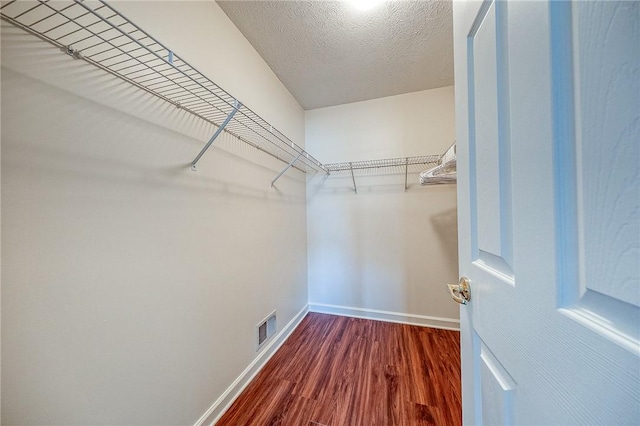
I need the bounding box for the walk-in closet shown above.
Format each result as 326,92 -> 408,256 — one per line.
1,1 -> 460,423
2,1 -> 638,425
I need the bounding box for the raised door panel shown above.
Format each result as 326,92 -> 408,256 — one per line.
466,3 -> 518,424
552,0 -> 640,354
468,0 -> 514,283
480,342 -> 516,426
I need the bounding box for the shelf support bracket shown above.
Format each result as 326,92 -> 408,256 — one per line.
271,152 -> 303,187
350,163 -> 357,194
191,100 -> 241,171
404,157 -> 409,191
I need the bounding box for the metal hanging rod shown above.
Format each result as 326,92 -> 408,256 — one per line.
0,0 -> 327,177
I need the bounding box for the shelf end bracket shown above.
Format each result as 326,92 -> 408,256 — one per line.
350,163 -> 357,194
271,152 -> 304,187
404,157 -> 409,191
191,100 -> 241,170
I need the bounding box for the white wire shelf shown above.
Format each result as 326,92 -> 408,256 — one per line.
323,155 -> 441,193
0,0 -> 327,176
1,0 -> 450,191
324,155 -> 441,172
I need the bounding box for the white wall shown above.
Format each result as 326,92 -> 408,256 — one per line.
1,1 -> 307,425
306,86 -> 460,327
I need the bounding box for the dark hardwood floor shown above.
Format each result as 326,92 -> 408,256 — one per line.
216,313 -> 461,426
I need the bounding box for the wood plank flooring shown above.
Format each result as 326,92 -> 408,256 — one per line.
216,313 -> 461,426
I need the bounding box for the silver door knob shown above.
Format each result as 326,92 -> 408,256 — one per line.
447,277 -> 471,305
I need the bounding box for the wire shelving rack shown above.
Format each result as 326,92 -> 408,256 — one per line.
324,155 -> 440,172
323,155 -> 441,193
0,0 -> 327,178
1,0 -> 452,191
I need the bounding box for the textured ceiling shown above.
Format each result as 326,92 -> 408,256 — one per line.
217,0 -> 454,110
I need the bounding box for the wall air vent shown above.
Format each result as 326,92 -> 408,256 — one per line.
257,311 -> 276,349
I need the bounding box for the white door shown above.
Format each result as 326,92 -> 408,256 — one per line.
453,1 -> 639,424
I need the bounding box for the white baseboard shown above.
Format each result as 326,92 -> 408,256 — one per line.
309,303 -> 460,331
194,304 -> 309,426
